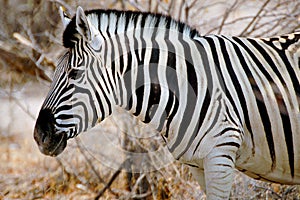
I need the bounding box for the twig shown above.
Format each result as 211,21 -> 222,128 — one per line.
205,15 -> 257,34
13,30 -> 55,81
94,158 -> 128,199
239,0 -> 271,36
186,0 -> 198,9
217,0 -> 239,34
254,185 -> 282,199
126,0 -> 146,11
13,33 -> 34,49
49,0 -> 74,15
155,0 -> 169,13
75,138 -> 119,196
130,191 -> 152,199
75,138 -> 106,184
1,89 -> 35,120
123,173 -> 149,200
282,186 -> 297,199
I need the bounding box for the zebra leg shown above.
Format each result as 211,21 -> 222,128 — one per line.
203,131 -> 241,199
188,166 -> 206,194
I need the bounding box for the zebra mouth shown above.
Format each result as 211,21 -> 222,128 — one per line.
35,130 -> 68,157
47,131 -> 68,156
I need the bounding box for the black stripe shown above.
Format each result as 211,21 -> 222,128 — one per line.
233,37 -> 277,170
192,92 -> 220,155
140,14 -> 147,27
281,112 -> 295,177
107,30 -> 119,105
218,36 -> 250,127
144,83 -> 161,123
71,85 -> 95,128
216,163 -> 232,168
124,52 -> 133,110
164,50 -> 179,138
132,27 -> 147,115
215,142 -> 240,148
191,40 -> 213,156
207,36 -> 243,125
55,104 -> 73,114
163,29 -> 180,138
104,34 -> 123,104
53,82 -> 74,107
133,66 -> 144,116
224,104 -> 239,128
250,38 -> 295,177
194,40 -> 213,132
165,92 -> 179,138
186,163 -> 199,168
72,101 -> 89,132
144,43 -> 161,123
110,59 -> 119,104
230,38 -> 258,152
73,86 -> 98,127
219,154 -> 234,163
47,74 -> 69,108
214,127 -> 242,138
56,114 -> 73,120
263,39 -> 300,97
89,56 -> 112,117
172,34 -> 198,156
248,39 -> 286,86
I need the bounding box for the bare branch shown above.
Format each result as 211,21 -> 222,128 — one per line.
49,0 -> 75,15
239,0 -> 271,36
0,89 -> 35,120
75,138 -> 106,184
122,173 -> 151,200
126,0 -> 146,11
254,185 -> 282,199
217,0 -> 239,34
94,159 -> 128,199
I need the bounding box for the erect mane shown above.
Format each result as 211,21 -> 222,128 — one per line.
62,9 -> 200,48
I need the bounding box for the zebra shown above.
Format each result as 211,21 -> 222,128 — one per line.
34,6 -> 300,199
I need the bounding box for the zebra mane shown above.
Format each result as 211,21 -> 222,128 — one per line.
63,9 -> 199,48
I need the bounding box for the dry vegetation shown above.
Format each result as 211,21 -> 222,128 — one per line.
0,0 -> 300,199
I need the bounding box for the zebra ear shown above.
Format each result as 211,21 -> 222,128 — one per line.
76,6 -> 92,42
59,6 -> 71,28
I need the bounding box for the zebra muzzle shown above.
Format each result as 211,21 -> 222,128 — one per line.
34,109 -> 68,156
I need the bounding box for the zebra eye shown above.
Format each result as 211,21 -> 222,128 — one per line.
68,68 -> 84,80
68,69 -> 78,79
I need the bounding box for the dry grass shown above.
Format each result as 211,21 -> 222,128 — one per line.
0,113 -> 299,200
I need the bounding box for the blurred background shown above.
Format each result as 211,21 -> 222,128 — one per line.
0,0 -> 299,199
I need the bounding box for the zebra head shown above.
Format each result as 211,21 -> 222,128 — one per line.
34,7 -> 107,156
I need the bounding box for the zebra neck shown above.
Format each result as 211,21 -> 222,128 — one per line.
88,10 -> 205,138
102,32 -> 175,131
101,32 -> 203,138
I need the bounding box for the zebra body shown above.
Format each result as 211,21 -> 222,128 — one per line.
34,6 -> 300,199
